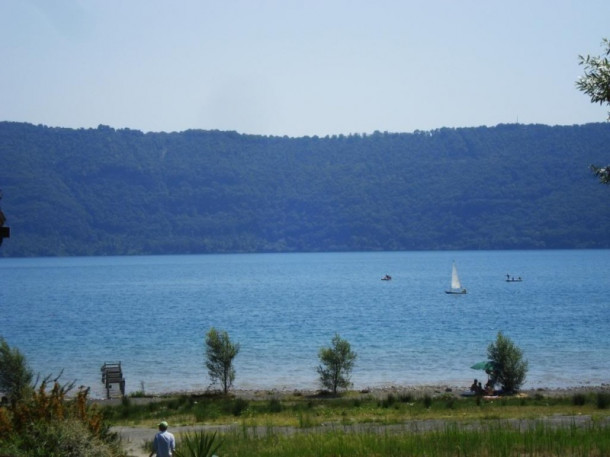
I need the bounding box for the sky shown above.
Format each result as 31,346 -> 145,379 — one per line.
1,0 -> 609,137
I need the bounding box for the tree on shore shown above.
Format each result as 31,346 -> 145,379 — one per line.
577,37 -> 610,184
487,331 -> 528,393
205,328 -> 240,395
0,337 -> 33,406
317,333 -> 357,394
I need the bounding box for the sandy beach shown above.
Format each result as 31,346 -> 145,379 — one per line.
102,382 -> 610,404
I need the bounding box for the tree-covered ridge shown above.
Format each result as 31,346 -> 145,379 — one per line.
0,121 -> 609,257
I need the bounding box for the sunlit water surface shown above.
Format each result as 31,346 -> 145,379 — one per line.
1,250 -> 608,398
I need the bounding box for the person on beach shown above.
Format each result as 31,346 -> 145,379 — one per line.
485,379 -> 495,395
149,421 -> 175,457
470,379 -> 479,393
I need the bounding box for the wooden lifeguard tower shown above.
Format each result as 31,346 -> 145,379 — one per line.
100,362 -> 125,399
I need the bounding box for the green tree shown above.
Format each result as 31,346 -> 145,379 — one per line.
577,38 -> 610,184
487,332 -> 528,393
0,337 -> 33,406
204,328 -> 240,395
317,333 -> 357,394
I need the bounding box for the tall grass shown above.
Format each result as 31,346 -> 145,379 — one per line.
217,421 -> 610,457
597,392 -> 610,409
105,390 -> 610,428
113,392 -> 610,456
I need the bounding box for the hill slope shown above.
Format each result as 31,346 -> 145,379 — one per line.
0,121 -> 608,257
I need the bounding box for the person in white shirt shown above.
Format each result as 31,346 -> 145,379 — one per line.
149,421 -> 175,457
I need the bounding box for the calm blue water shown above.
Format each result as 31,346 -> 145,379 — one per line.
0,250 -> 608,398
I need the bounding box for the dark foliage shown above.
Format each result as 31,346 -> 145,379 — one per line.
1,122 -> 609,257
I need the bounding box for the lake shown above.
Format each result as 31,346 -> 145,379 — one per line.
0,250 -> 608,398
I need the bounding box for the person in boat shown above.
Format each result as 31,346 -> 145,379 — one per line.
382,274 -> 392,280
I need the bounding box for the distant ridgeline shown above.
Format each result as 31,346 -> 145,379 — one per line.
1,121 -> 609,257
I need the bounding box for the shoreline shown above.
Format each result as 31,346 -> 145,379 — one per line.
95,383 -> 610,404
232,383 -> 610,399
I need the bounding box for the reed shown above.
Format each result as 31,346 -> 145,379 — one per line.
216,421 -> 610,457
121,392 -> 610,456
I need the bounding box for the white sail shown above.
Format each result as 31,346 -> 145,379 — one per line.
446,262 -> 466,294
451,263 -> 462,289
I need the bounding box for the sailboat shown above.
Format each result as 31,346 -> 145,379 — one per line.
445,262 -> 467,294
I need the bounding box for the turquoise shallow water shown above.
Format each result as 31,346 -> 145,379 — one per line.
0,250 -> 608,398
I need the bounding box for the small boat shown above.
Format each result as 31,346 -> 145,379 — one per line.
505,274 -> 522,282
445,262 -> 467,294
381,274 -> 392,281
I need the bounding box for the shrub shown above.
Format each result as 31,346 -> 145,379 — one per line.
231,398 -> 249,416
2,384 -> 121,457
444,396 -> 456,409
0,339 -> 121,456
17,419 -> 119,457
423,395 -> 432,409
175,431 -> 222,457
572,393 -> 587,406
380,394 -> 396,408
597,392 -> 610,409
193,402 -> 220,422
268,398 -> 282,413
487,331 -> 528,393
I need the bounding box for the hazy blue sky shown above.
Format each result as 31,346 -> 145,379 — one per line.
1,0 -> 609,137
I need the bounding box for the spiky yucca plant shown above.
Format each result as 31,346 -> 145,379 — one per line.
174,431 -> 222,457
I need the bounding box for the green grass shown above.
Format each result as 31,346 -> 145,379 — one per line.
163,421 -> 610,457
105,390 -> 610,428
106,391 -> 610,456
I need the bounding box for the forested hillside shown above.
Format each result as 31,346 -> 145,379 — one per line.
0,121 -> 608,257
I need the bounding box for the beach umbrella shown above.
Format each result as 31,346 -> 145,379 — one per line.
470,361 -> 497,372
